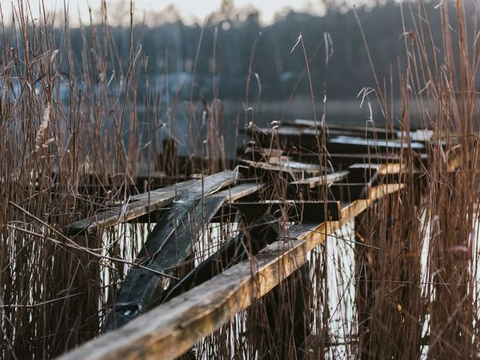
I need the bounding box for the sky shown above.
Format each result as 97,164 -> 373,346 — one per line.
0,0 -> 355,25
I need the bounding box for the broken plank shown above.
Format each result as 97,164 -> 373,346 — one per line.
103,171 -> 241,331
159,214 -> 280,304
131,182 -> 266,224
214,181 -> 266,202
65,172 -> 237,236
59,184 -> 403,360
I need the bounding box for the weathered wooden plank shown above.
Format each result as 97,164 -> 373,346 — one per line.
65,173 -> 236,236
290,170 -> 349,189
349,162 -> 405,175
243,142 -> 285,162
103,171 -> 241,331
241,159 -> 326,174
348,163 -> 405,192
241,126 -> 427,154
66,180 -> 198,235
376,163 -> 405,175
283,119 -> 394,138
129,179 -> 197,201
242,122 -> 392,140
240,159 -> 328,184
327,136 -> 425,151
274,120 -> 434,143
289,153 -> 427,170
59,184 -> 404,360
213,181 -> 266,202
131,182 -> 266,224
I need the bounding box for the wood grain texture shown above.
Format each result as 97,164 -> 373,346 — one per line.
65,172 -> 236,235
103,171 -> 243,330
290,170 -> 349,188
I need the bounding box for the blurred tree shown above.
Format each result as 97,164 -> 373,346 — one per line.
63,0 -> 464,101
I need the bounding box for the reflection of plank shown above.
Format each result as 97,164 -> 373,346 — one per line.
103,171 -> 241,331
60,184 -> 404,360
65,179 -> 200,235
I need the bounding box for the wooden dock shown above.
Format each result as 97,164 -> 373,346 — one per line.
59,120 -> 457,359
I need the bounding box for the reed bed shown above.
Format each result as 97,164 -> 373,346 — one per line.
0,3 -> 140,357
350,0 -> 480,358
1,0 -> 480,359
0,1 -> 219,357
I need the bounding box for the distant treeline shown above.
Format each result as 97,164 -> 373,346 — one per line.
5,0 -> 474,102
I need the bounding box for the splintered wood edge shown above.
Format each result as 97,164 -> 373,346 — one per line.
58,184 -> 404,360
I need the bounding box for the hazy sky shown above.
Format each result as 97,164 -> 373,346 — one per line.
1,0 -> 354,25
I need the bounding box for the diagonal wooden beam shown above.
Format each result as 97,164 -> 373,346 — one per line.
103,172 -> 251,331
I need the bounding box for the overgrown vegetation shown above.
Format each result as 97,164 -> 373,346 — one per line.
1,0 -> 480,359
